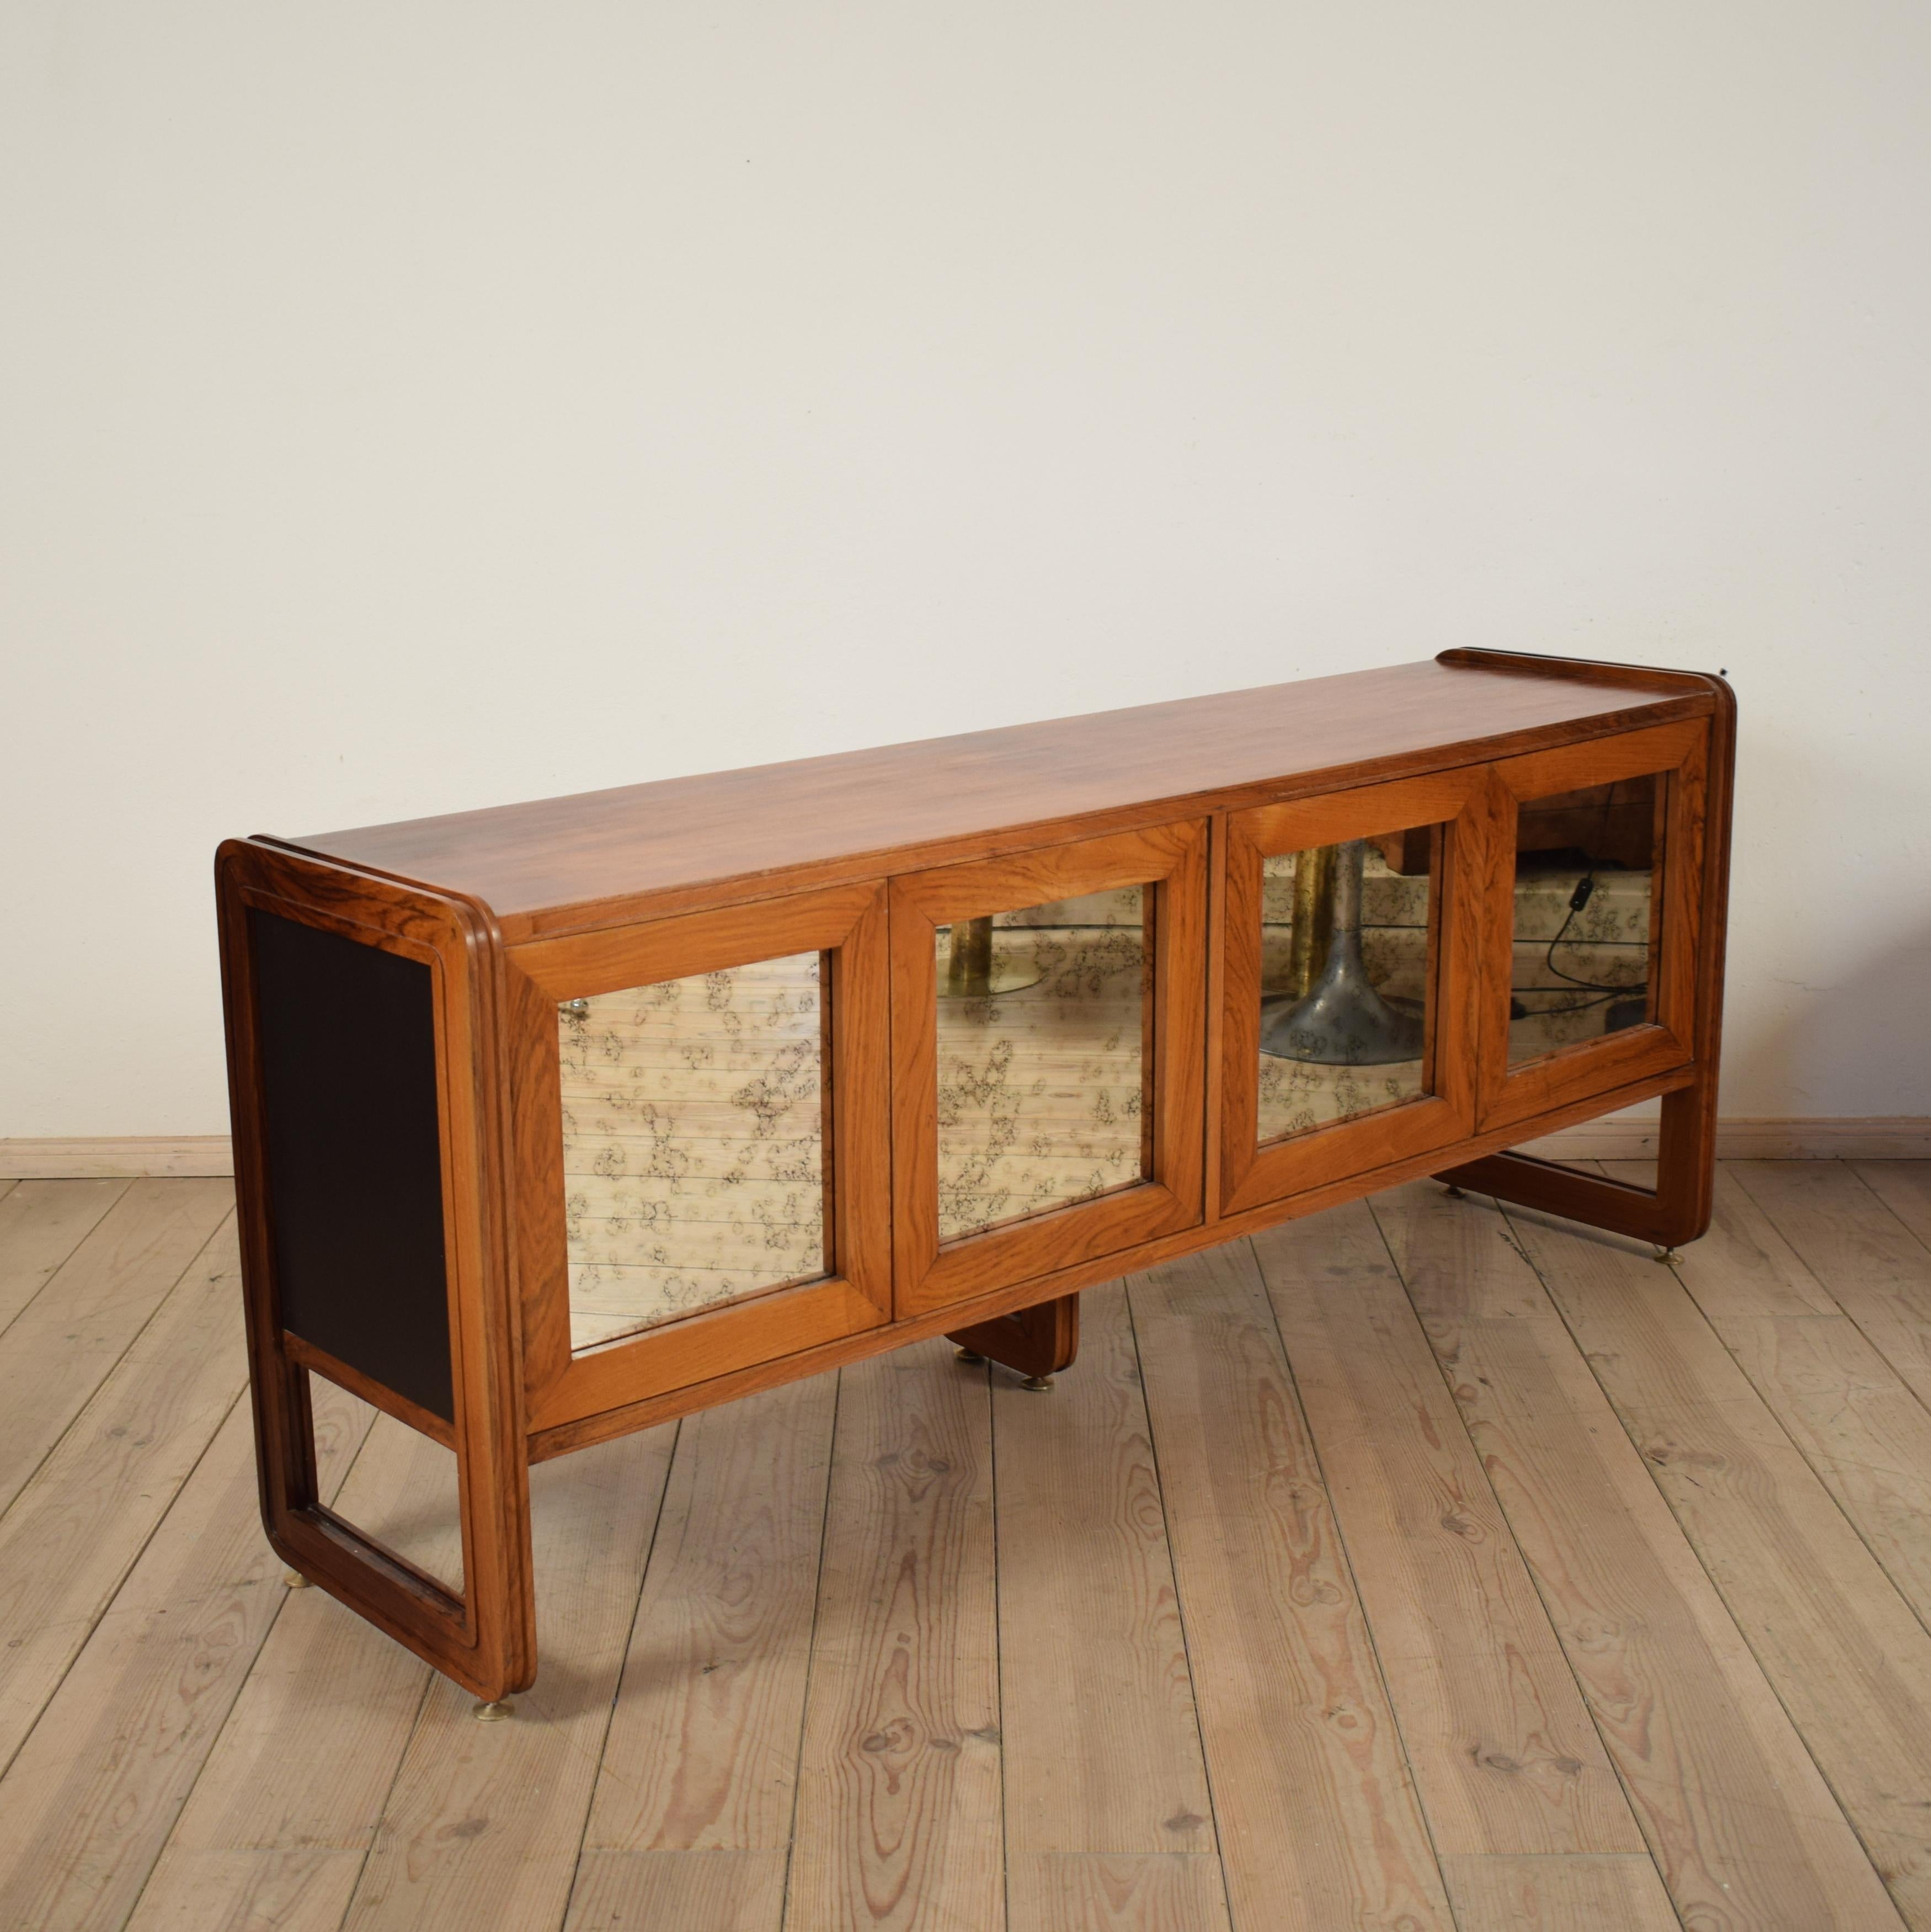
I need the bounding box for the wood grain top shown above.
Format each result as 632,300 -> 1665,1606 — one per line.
283,651 -> 1717,937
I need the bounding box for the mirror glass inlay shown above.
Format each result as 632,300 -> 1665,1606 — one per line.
935,886 -> 1151,1243
558,951 -> 828,1353
1257,828 -> 1436,1144
1508,773 -> 1662,1065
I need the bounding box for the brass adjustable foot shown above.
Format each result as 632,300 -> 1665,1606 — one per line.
956,1348 -> 985,1364
1021,1374 -> 1054,1392
284,1570 -> 310,1589
1653,1246 -> 1678,1265
473,1699 -> 515,1722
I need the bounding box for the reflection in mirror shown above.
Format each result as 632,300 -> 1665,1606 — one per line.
1509,774 -> 1661,1065
558,952 -> 828,1353
1258,829 -> 1434,1144
935,886 -> 1151,1243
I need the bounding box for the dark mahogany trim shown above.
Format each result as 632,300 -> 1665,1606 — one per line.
947,1295 -> 1080,1381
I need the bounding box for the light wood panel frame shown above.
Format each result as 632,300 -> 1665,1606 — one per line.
506,879 -> 893,1436
1219,769 -> 1498,1218
889,820 -> 1209,1316
215,839 -> 534,1704
1477,720 -> 1709,1134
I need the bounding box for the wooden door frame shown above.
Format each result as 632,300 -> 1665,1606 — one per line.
889,818 -> 1209,1316
505,880 -> 894,1436
1218,767 -> 1497,1218
1475,719 -> 1708,1133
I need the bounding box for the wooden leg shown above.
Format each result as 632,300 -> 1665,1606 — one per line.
257,1348 -> 537,1705
947,1292 -> 1080,1389
1649,1076 -> 1720,1247
1433,1071 -> 1718,1251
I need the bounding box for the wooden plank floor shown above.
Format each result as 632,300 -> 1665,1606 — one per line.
3,1163 -> 1930,1930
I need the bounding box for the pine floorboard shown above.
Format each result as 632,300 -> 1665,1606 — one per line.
1,1164 -> 1929,1930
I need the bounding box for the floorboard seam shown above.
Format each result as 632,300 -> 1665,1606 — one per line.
0,1374 -> 253,1795
1122,1269 -> 1242,1932
332,1670 -> 436,1932
1728,1163 -> 1931,1434
252,1396 -> 440,1932
778,1368 -> 842,1932
0,1206 -> 237,1526
1847,1163 -> 1931,1265
1364,1190 -> 1690,1932
1493,1190 -> 1907,1929
109,1383 -> 391,1931
987,1355 -> 1013,1932
1663,1235 -> 1931,1653
0,1179 -> 132,1349
1251,1233 -> 1464,1931
556,1414 -> 684,1932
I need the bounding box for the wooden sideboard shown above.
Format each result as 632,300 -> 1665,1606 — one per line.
215,646 -> 1736,1706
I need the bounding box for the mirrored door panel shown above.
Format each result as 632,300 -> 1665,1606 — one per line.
1256,831 -> 1435,1145
508,879 -> 892,1435
1220,769 -> 1491,1218
558,950 -> 829,1352
1480,721 -> 1706,1132
1508,773 -> 1662,1067
892,822 -> 1208,1315
934,887 -> 1151,1243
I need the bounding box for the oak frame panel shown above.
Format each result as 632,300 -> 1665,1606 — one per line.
1477,719 -> 1709,1133
505,879 -> 893,1436
215,840 -> 534,1703
1219,768 -> 1498,1218
888,819 -> 1208,1316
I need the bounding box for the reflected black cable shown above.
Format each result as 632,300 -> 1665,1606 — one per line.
1513,784 -> 1649,1014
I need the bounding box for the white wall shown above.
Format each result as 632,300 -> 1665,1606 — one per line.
3,0 -> 1927,1137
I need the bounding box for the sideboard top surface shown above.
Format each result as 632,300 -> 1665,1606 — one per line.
284,652 -> 1717,936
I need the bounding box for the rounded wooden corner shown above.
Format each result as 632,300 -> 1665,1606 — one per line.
1435,646 -> 1730,706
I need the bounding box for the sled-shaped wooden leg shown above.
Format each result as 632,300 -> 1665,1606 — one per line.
1435,1073 -> 1719,1251
254,1343 -> 536,1706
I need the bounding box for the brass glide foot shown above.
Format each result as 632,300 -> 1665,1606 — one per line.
1653,1246 -> 1678,1265
284,1570 -> 311,1589
473,1699 -> 515,1722
1021,1374 -> 1054,1392
956,1348 -> 985,1364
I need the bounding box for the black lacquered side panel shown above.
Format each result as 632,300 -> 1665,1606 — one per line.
247,909 -> 455,1423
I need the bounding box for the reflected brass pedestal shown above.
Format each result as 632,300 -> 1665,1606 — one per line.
938,916 -> 1042,998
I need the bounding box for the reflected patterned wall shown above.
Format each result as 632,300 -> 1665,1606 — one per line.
936,887 -> 1149,1243
558,953 -> 826,1353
